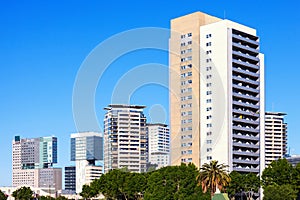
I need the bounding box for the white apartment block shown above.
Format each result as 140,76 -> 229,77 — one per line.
265,112 -> 287,166
147,123 -> 170,169
170,12 -> 265,175
103,105 -> 147,173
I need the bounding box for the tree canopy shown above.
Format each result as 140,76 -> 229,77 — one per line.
12,187 -> 33,200
0,190 -> 7,200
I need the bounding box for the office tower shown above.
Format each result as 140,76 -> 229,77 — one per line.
70,132 -> 103,194
265,112 -> 287,166
103,104 -> 147,173
12,136 -> 62,191
286,155 -> 300,166
169,12 -> 265,174
147,123 -> 170,169
64,166 -> 76,193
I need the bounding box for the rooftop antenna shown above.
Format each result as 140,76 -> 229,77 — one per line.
223,10 -> 226,19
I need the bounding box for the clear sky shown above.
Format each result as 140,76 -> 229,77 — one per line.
1,0 -> 300,186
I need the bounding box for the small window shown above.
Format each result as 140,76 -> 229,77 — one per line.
206,83 -> 212,87
207,123 -> 212,128
207,132 -> 212,136
181,43 -> 185,46
207,156 -> 212,160
206,140 -> 212,144
206,115 -> 212,119
206,99 -> 212,103
206,42 -> 212,46
188,33 -> 192,37
206,58 -> 212,63
188,41 -> 192,45
206,50 -> 212,55
206,91 -> 212,95
206,34 -> 212,38
206,75 -> 212,79
206,66 -> 212,71
207,148 -> 212,152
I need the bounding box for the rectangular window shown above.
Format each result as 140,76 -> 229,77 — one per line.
206,34 -> 212,38
181,35 -> 185,39
206,123 -> 212,128
206,91 -> 212,95
206,107 -> 212,111
188,80 -> 192,84
187,72 -> 192,76
188,33 -> 192,37
207,131 -> 212,136
206,140 -> 212,144
188,41 -> 192,45
206,58 -> 212,63
187,48 -> 192,53
206,99 -> 212,103
207,148 -> 212,152
181,43 -> 185,46
206,83 -> 212,87
206,42 -> 212,46
207,156 -> 212,160
206,115 -> 212,119
187,56 -> 192,61
187,64 -> 192,68
206,66 -> 212,71
206,75 -> 212,79
206,50 -> 212,55
181,50 -> 186,54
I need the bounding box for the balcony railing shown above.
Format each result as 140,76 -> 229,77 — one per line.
232,133 -> 259,141
232,109 -> 260,118
232,33 -> 259,46
233,150 -> 259,157
232,59 -> 259,70
232,84 -> 259,94
232,125 -> 260,133
233,92 -> 260,102
233,100 -> 260,110
233,51 -> 260,62
233,142 -> 259,149
232,67 -> 259,78
232,76 -> 259,86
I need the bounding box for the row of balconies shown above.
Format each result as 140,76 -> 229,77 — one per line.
233,133 -> 259,142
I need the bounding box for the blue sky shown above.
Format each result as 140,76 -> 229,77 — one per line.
1,0 -> 300,186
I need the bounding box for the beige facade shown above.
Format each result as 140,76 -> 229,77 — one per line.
170,12 -> 221,167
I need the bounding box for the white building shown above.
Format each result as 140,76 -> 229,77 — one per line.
147,123 -> 170,169
103,104 -> 147,173
170,12 -> 265,175
265,112 -> 287,166
12,136 -> 62,191
70,132 -> 103,194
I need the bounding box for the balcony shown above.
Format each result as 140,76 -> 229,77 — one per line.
233,117 -> 260,126
233,167 -> 260,173
232,76 -> 259,86
232,67 -> 259,78
232,133 -> 259,142
233,92 -> 260,102
233,101 -> 259,110
233,51 -> 260,62
233,159 -> 260,165
232,84 -> 259,94
232,125 -> 260,133
233,150 -> 259,157
232,33 -> 259,47
232,109 -> 259,118
233,142 -> 259,149
232,59 -> 259,70
232,41 -> 259,55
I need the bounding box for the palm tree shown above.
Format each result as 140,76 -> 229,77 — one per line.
197,160 -> 231,199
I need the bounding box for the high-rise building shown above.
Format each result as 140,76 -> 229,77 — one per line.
265,112 -> 287,166
64,166 -> 76,193
70,132 -> 103,194
103,104 -> 147,173
12,136 -> 62,191
169,12 -> 265,174
147,123 -> 170,169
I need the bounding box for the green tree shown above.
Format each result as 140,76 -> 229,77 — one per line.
263,184 -> 297,200
0,190 -> 7,200
12,186 -> 33,200
55,196 -> 68,200
261,158 -> 296,188
196,160 -> 231,198
80,185 -> 97,200
145,163 -> 210,200
227,171 -> 260,200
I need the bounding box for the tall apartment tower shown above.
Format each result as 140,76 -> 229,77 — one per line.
169,12 -> 265,174
265,112 -> 287,166
147,123 -> 170,169
103,104 -> 147,173
70,132 -> 103,194
12,136 -> 62,191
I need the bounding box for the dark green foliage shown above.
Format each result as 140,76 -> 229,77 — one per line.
12,186 -> 33,200
144,163 -> 210,200
261,158 -> 296,188
0,190 -> 7,200
80,184 -> 97,199
227,171 -> 260,199
38,196 -> 55,200
263,184 -> 297,200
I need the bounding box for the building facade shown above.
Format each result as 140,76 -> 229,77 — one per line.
169,12 -> 265,174
103,104 -> 147,173
147,123 -> 170,169
265,112 -> 287,166
64,166 -> 76,193
12,136 -> 62,191
70,132 -> 103,194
